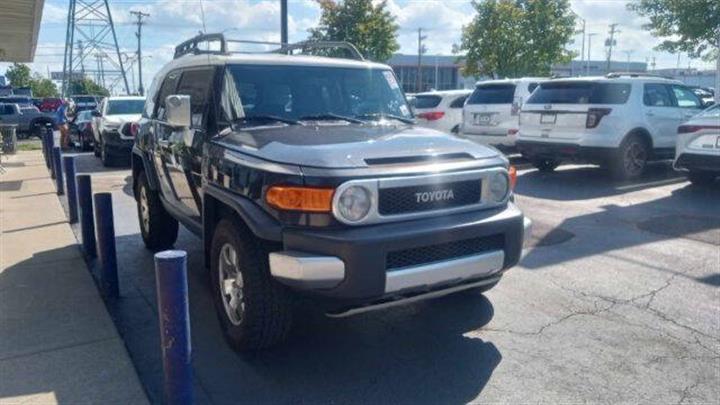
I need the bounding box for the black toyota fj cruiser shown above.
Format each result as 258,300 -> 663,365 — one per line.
132,34 -> 531,350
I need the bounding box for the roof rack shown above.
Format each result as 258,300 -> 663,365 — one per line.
606,72 -> 673,80
173,33 -> 364,61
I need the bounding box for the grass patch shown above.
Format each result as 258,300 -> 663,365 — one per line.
16,140 -> 43,151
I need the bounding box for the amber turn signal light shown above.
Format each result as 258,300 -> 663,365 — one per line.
266,186 -> 334,212
509,166 -> 517,190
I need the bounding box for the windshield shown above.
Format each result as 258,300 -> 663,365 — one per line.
221,65 -> 411,123
527,81 -> 631,104
467,84 -> 516,105
107,99 -> 144,115
414,95 -> 442,109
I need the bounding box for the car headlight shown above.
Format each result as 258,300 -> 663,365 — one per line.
488,172 -> 510,202
335,186 -> 371,222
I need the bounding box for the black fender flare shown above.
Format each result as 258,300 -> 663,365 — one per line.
203,183 -> 282,243
131,146 -> 159,192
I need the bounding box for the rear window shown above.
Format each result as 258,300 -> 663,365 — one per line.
74,96 -> 96,103
414,95 -> 442,109
107,99 -> 145,115
527,82 -> 631,104
467,84 -> 516,105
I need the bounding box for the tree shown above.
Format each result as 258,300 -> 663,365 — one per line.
68,78 -> 110,96
308,0 -> 400,62
628,0 -> 719,60
459,0 -> 576,78
30,74 -> 59,98
5,63 -> 32,87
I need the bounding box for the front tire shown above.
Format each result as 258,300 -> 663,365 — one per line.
100,136 -> 113,167
210,218 -> 292,351
688,170 -> 717,186
136,172 -> 178,251
610,134 -> 649,180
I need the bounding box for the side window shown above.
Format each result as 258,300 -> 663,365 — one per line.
449,95 -> 469,109
643,84 -> 673,107
0,105 -> 11,115
154,71 -> 181,120
176,68 -> 215,128
528,82 -> 539,93
671,85 -> 702,108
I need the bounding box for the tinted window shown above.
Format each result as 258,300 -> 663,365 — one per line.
221,65 -> 411,122
672,85 -> 702,108
106,99 -> 145,115
527,82 -> 631,104
643,84 -> 673,107
73,96 -> 96,103
467,84 -> 516,104
449,95 -> 469,109
155,71 -> 181,120
414,95 -> 442,109
176,68 -> 215,127
0,105 -> 14,115
528,82 -> 539,93
1,97 -> 31,105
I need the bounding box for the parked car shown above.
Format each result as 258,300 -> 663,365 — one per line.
674,104 -> 719,185
413,90 -> 472,134
460,78 -> 547,151
0,96 -> 34,107
39,97 -> 63,112
69,109 -> 95,150
516,74 -> 705,179
71,95 -> 100,112
0,103 -> 56,138
92,95 -> 145,166
132,33 -> 531,351
688,86 -> 715,107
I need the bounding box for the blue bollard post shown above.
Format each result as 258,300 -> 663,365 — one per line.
76,175 -> 97,258
63,156 -> 78,223
52,147 -> 64,195
48,132 -> 56,179
42,128 -> 50,168
155,250 -> 193,405
93,193 -> 118,298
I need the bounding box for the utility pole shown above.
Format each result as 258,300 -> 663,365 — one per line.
416,28 -> 427,93
587,33 -> 597,76
715,31 -> 720,103
130,10 -> 150,96
579,18 -> 586,66
280,0 -> 288,44
605,23 -> 619,73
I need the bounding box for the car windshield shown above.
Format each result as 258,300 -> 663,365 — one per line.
527,81 -> 631,104
220,64 -> 412,124
106,99 -> 144,115
414,95 -> 442,109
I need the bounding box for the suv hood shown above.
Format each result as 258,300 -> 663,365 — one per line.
215,123 -> 500,169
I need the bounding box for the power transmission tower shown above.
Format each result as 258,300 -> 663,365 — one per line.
416,28 -> 427,92
130,10 -> 150,96
605,23 -> 619,73
62,0 -> 129,96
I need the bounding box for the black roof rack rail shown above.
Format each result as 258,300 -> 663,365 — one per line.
606,72 -> 673,80
174,33 -> 365,61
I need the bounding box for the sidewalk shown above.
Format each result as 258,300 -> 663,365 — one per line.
0,150 -> 147,404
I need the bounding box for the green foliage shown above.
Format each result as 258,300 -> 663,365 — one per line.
308,0 -> 400,62
68,78 -> 110,97
628,0 -> 720,60
459,0 -> 576,78
5,63 -> 32,87
30,74 -> 58,98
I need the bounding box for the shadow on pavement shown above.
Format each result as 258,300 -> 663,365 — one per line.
515,163 -> 687,201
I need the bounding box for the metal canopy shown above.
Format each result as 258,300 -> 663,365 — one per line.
0,0 -> 45,62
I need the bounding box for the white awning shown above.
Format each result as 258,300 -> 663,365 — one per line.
0,0 -> 45,62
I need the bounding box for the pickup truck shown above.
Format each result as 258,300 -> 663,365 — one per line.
0,103 -> 56,138
132,33 -> 531,351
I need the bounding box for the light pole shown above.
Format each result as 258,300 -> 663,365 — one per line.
622,50 -> 634,72
130,10 -> 149,96
587,33 -> 597,76
281,0 -> 288,44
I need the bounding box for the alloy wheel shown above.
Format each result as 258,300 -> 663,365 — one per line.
623,141 -> 646,176
139,185 -> 150,234
218,243 -> 245,326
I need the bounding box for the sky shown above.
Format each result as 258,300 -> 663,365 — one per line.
2,0 -> 714,94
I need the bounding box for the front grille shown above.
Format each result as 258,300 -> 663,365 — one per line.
378,180 -> 481,215
386,234 -> 504,271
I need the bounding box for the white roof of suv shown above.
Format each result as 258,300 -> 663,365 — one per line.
475,77 -> 548,86
164,53 -> 390,73
542,75 -> 681,85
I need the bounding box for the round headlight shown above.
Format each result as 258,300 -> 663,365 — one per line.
335,186 -> 371,222
489,172 -> 509,202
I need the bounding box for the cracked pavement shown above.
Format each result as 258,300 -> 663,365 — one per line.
66,153 -> 719,404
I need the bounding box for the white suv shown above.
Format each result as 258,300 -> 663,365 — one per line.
460,78 -> 547,150
516,74 -> 706,179
674,104 -> 719,185
91,95 -> 145,166
413,89 -> 472,134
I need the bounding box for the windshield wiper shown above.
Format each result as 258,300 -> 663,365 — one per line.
232,115 -> 301,126
298,113 -> 366,124
355,113 -> 414,125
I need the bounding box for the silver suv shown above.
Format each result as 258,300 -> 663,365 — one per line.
516,74 -> 708,179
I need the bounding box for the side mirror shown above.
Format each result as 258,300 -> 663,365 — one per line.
165,95 -> 191,128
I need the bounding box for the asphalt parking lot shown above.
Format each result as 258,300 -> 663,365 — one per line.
64,151 -> 719,404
